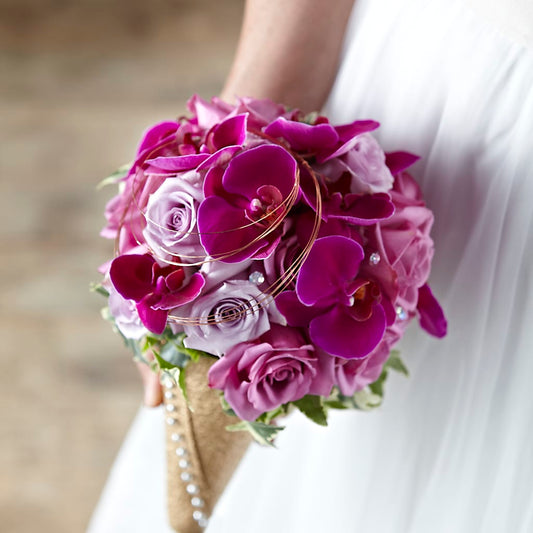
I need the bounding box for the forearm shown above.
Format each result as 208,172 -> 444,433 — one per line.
221,0 -> 355,113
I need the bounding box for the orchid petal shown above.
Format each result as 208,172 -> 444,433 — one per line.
157,272 -> 205,310
211,113 -> 248,150
109,254 -> 155,302
264,117 -> 338,152
296,236 -> 364,306
309,303 -> 387,359
324,192 -> 395,225
275,291 -> 325,327
198,196 -> 268,262
222,144 -> 297,199
136,299 -> 168,334
385,151 -> 420,175
145,154 -> 208,172
417,284 -> 447,338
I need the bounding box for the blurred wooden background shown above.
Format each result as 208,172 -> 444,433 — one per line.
0,1 -> 242,530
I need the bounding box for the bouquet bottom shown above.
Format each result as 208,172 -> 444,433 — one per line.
163,356 -> 251,532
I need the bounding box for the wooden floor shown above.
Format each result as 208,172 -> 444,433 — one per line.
0,1 -> 242,530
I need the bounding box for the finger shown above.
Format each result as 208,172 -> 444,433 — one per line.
135,360 -> 163,407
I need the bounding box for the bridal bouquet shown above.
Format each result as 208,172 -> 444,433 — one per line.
95,95 -> 446,532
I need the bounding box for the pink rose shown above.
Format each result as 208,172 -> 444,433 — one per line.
142,170 -> 205,263
208,324 -> 333,421
316,132 -> 394,195
365,172 -> 435,315
101,120 -> 202,255
333,330 -> 399,396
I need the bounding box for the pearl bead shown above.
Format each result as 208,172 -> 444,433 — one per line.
165,404 -> 175,412
180,472 -> 193,482
249,271 -> 265,285
166,417 -> 176,426
186,483 -> 199,495
164,391 -> 174,400
175,447 -> 188,457
193,510 -> 206,521
170,433 -> 182,442
178,459 -> 190,469
369,252 -> 381,265
191,497 -> 204,508
395,305 -> 408,321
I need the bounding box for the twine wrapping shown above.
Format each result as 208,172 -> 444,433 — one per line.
163,356 -> 251,532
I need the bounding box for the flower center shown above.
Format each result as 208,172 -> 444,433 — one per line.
246,185 -> 285,226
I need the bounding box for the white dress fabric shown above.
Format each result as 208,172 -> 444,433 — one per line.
88,0 -> 533,531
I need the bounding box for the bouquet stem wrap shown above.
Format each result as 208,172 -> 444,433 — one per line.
164,356 -> 251,532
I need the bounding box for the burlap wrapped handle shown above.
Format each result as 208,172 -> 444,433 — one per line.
163,356 -> 251,532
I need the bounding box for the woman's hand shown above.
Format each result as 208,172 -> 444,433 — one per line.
136,358 -> 163,407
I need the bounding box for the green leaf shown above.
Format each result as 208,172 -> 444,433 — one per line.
258,405 -> 287,425
159,341 -> 190,368
90,282 -> 109,298
352,389 -> 383,410
323,399 -> 349,410
384,350 -> 409,376
152,350 -> 179,370
97,162 -> 131,189
292,395 -> 328,426
100,306 -> 113,322
368,367 -> 388,398
177,366 -> 190,408
226,421 -> 285,447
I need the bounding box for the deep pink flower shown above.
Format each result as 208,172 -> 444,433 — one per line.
333,330 -> 399,396
109,254 -> 205,334
417,283 -> 447,338
208,324 -> 333,421
276,236 -> 387,359
365,171 -> 435,314
198,144 -> 297,262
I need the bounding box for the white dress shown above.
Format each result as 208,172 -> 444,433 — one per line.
88,0 -> 533,531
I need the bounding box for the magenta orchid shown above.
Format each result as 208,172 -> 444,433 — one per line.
198,144 -> 297,262
277,235 -> 388,359
109,254 -> 205,334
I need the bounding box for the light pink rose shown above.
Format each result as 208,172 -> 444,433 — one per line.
208,324 -> 334,421
333,331 -> 399,396
378,172 -> 435,312
142,170 -> 205,263
316,133 -> 394,195
177,280 -> 283,356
